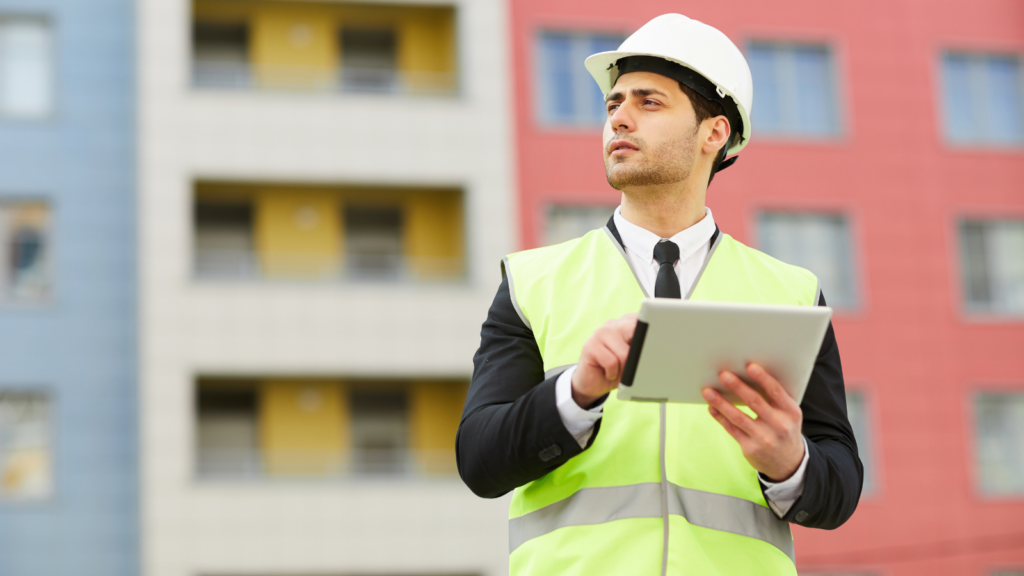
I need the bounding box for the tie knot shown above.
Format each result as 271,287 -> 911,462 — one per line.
653,240 -> 680,266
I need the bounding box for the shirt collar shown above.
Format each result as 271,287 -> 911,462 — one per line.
613,205 -> 717,265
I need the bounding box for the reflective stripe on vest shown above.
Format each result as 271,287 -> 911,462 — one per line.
503,227 -> 818,576
509,482 -> 795,562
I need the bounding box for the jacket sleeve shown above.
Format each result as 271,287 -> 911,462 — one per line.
777,291 -> 864,529
456,275 -> 594,498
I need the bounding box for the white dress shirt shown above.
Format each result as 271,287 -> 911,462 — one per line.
553,205 -> 810,518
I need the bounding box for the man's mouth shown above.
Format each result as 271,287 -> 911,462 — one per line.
608,139 -> 640,156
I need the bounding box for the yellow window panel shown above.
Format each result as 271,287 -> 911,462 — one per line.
259,381 -> 348,476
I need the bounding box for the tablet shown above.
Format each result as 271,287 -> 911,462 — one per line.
618,299 -> 832,405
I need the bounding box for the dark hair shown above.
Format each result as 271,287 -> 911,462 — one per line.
677,82 -> 738,149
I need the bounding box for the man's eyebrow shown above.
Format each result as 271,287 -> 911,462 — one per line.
604,87 -> 670,103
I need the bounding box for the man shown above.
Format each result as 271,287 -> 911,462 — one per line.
457,13 -> 861,576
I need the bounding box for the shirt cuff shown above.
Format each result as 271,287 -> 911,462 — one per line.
758,436 -> 809,518
555,365 -> 605,448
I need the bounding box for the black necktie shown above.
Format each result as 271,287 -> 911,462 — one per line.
653,240 -> 681,299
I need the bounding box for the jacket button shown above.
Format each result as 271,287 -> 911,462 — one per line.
795,510 -> 809,522
538,444 -> 562,462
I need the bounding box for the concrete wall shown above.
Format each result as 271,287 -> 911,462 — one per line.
0,0 -> 137,575
139,0 -> 514,575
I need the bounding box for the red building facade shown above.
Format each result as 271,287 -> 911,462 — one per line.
510,1 -> 1024,574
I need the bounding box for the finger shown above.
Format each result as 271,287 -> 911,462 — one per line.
747,362 -> 800,414
613,315 -> 639,343
708,404 -> 753,447
596,329 -> 631,363
588,341 -> 622,382
702,387 -> 761,437
718,371 -> 784,428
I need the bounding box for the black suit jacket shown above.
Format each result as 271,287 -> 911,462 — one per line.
456,220 -> 863,530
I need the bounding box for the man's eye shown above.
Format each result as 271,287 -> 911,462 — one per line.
607,103 -> 620,112
644,99 -> 658,106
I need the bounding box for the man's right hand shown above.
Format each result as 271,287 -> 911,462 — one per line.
571,313 -> 639,408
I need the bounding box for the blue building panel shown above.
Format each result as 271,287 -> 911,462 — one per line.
0,1 -> 136,575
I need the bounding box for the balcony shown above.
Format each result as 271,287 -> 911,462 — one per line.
192,1 -> 458,96
193,182 -> 466,284
196,378 -> 467,481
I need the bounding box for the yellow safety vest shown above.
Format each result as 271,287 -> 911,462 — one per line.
502,226 -> 819,576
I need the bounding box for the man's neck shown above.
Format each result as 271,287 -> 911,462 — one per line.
618,180 -> 708,238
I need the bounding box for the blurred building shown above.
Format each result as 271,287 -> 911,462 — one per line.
138,0 -> 513,575
511,1 -> 1024,575
0,1 -> 138,575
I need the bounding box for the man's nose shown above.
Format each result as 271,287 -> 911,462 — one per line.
608,103 -> 635,132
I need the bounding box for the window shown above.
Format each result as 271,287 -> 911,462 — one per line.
845,391 -> 875,495
340,28 -> 398,93
975,392 -> 1024,496
196,385 -> 259,477
537,31 -> 624,126
0,391 -> 51,499
758,212 -> 857,308
942,53 -> 1024,145
350,389 -> 409,474
545,204 -> 615,246
344,206 -> 404,279
0,17 -> 53,118
747,42 -> 839,137
0,201 -> 50,302
961,219 -> 1024,315
192,22 -> 250,88
194,202 -> 254,279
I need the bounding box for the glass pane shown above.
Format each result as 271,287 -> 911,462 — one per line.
988,221 -> 1024,313
341,28 -> 398,93
345,206 -> 404,278
0,392 -> 51,499
540,33 -> 575,123
546,205 -> 615,246
793,46 -> 836,135
984,56 -> 1024,143
192,22 -> 250,88
845,391 -> 874,495
961,221 -> 992,307
759,213 -> 856,308
194,203 -> 255,278
975,393 -> 1024,495
748,44 -> 782,133
196,386 -> 259,477
1,202 -> 50,301
350,389 -> 409,474
943,54 -> 976,142
0,19 -> 53,118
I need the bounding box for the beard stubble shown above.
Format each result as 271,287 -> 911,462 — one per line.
604,125 -> 699,190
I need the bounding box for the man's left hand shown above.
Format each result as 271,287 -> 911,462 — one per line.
702,362 -> 805,482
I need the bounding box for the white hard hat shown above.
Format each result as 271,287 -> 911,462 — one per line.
585,13 -> 753,156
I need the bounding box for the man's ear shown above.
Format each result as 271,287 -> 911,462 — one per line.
704,116 -> 731,155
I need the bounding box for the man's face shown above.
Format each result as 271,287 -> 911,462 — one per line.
602,71 -> 700,190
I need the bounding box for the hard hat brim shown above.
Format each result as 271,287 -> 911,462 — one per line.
585,50 -> 751,156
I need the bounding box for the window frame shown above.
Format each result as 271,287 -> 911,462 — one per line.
533,27 -> 628,131
0,196 -> 54,306
0,387 -> 56,505
954,213 -> 1024,321
968,385 -> 1024,500
541,201 -> 619,247
0,13 -> 57,122
751,204 -> 865,315
741,38 -> 847,141
938,49 -> 1024,150
844,384 -> 881,499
